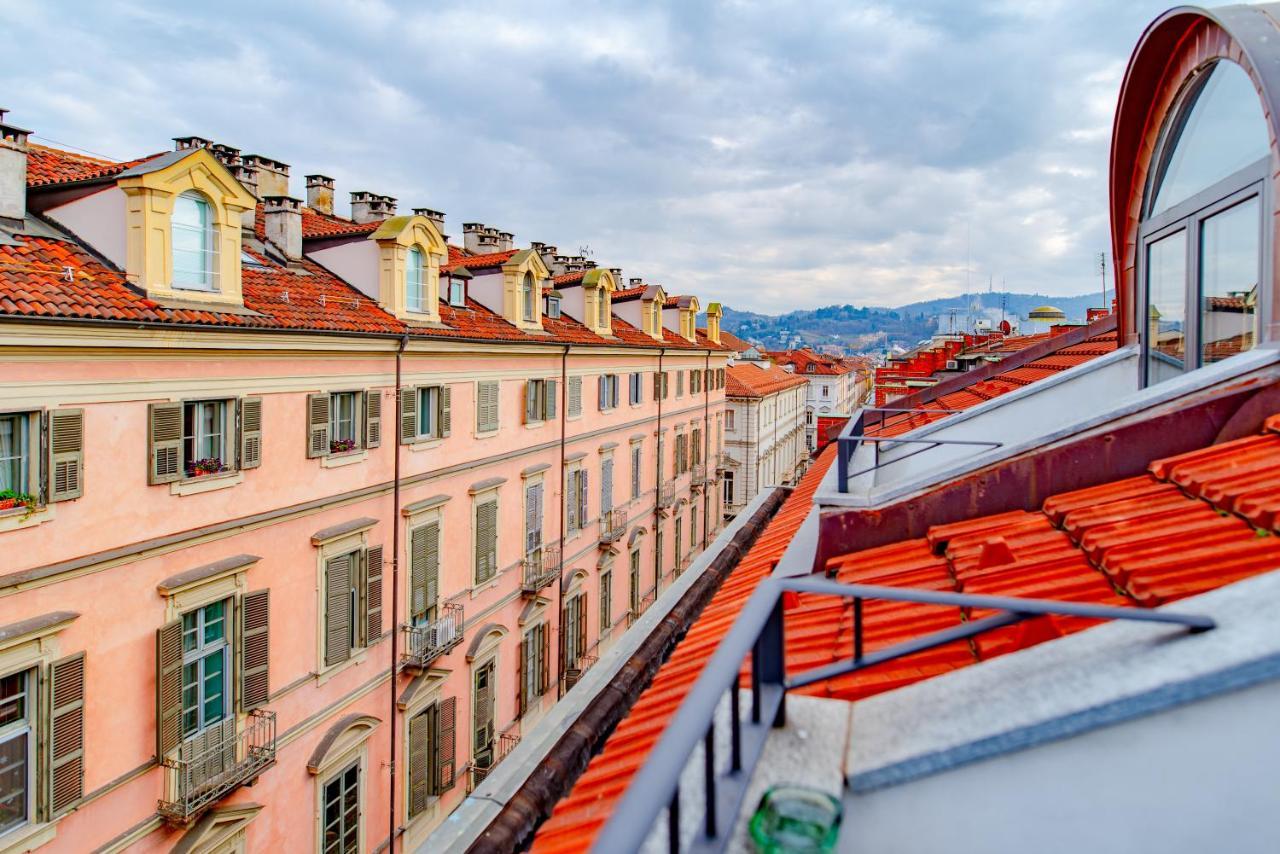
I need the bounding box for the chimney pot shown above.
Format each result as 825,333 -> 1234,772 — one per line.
243,154 -> 290,198
498,231 -> 514,252
263,195 -> 303,260
172,136 -> 213,152
463,222 -> 488,254
350,191 -> 395,224
209,143 -> 241,167
306,175 -> 335,216
412,207 -> 446,236
0,111 -> 31,225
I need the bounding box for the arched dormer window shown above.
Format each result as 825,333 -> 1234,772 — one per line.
406,247 -> 426,312
522,273 -> 536,322
597,287 -> 610,329
1140,59 -> 1268,385
172,191 -> 217,292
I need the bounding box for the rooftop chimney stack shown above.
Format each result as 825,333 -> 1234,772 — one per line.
463,222 -> 486,254
630,277 -> 644,288
232,164 -> 259,230
173,136 -> 213,152
306,175 -> 334,216
350,191 -> 395,224
610,267 -> 622,285
263,196 -> 303,260
0,109 -> 30,226
412,207 -> 446,238
498,231 -> 514,252
208,143 -> 241,168
242,154 -> 290,199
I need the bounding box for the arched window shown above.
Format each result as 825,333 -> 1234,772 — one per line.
172,191 -> 216,291
1140,60 -> 1268,385
597,288 -> 610,329
522,273 -> 536,322
406,247 -> 425,312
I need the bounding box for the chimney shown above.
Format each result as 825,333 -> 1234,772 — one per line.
412,207 -> 445,237
629,277 -> 644,288
498,231 -> 514,252
231,163 -> 259,230
208,143 -> 241,168
173,136 -> 213,152
610,267 -> 623,286
463,223 -> 485,254
263,195 -> 302,260
351,191 -> 395,224
307,175 -> 334,216
479,227 -> 501,254
0,109 -> 31,226
242,154 -> 290,198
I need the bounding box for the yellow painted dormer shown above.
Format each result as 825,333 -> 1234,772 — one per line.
680,296 -> 700,341
501,249 -> 551,331
642,285 -> 666,341
117,148 -> 256,307
582,268 -> 617,337
705,302 -> 723,345
370,215 -> 447,322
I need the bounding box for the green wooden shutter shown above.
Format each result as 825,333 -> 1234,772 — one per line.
517,634 -> 527,715
306,394 -> 330,458
238,589 -> 270,711
47,408 -> 84,502
410,525 -> 428,622
478,381 -> 499,433
365,545 -> 384,644
325,554 -> 352,666
364,389 -> 382,449
407,708 -> 430,817
475,501 -> 497,583
399,386 -> 417,444
523,381 -> 536,424
239,397 -> 263,470
439,386 -> 452,437
434,697 -> 457,793
45,652 -> 84,818
544,379 -> 557,421
155,619 -> 183,756
148,402 -> 183,485
566,471 -> 578,532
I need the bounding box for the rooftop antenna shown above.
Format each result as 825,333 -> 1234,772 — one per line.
579,244 -> 593,258
1098,251 -> 1107,310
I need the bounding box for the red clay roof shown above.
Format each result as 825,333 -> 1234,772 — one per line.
610,286 -> 647,302
713,329 -> 753,353
774,348 -> 858,375
441,249 -> 517,273
725,363 -> 809,398
869,331 -> 1119,437
552,270 -> 587,286
300,207 -> 380,238
25,144 -> 161,188
534,446 -> 838,853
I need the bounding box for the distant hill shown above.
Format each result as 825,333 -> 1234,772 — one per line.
720,291 -> 1106,353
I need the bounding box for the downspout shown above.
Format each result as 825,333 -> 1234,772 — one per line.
653,348 -> 665,595
556,344 -> 569,700
389,332 -> 408,852
702,349 -> 710,550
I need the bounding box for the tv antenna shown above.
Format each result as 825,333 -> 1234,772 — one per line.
578,244 -> 594,258
1098,252 -> 1107,309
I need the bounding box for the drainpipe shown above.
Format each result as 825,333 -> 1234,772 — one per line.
653,349 -> 665,595
556,344 -> 569,700
389,332 -> 408,852
702,349 -> 710,550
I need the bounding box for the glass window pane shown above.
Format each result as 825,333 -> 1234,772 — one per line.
182,662 -> 200,736
1145,230 -> 1188,384
203,600 -> 225,643
202,649 -> 226,724
0,673 -> 26,728
406,248 -> 424,312
1151,61 -> 1269,216
0,415 -> 27,495
0,730 -> 29,834
172,193 -> 214,291
418,387 -> 437,437
1200,196 -> 1260,364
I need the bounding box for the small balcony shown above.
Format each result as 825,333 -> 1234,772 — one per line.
467,728 -> 521,793
716,452 -> 733,471
691,462 -> 709,488
657,481 -> 677,509
521,542 -> 561,595
401,603 -> 464,671
159,710 -> 277,825
598,507 -> 628,545
561,653 -> 599,692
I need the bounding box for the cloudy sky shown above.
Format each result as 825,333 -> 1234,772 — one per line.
6,0 -> 1179,313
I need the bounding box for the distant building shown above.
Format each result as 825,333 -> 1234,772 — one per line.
721,363 -> 809,518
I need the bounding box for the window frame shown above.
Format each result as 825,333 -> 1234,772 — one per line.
171,190 -> 218,293
0,411 -> 35,505
0,667 -> 35,839
179,598 -> 233,740
320,759 -> 361,854
182,398 -> 233,478
328,391 -> 361,454
406,246 -> 427,314
416,386 -> 443,441
447,274 -> 467,308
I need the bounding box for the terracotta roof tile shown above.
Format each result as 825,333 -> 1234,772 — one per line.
300,207 -> 380,238
25,144 -> 161,188
725,363 -> 809,398
441,249 -> 517,273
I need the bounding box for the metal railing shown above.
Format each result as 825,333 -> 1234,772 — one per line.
522,542 -> 561,594
596,576 -> 1214,853
159,710 -> 277,824
658,481 -> 677,509
401,603 -> 464,670
835,407 -> 1003,493
600,507 -> 628,544
562,653 -> 599,692
715,453 -> 732,471
467,729 -> 521,793
691,463 -> 709,486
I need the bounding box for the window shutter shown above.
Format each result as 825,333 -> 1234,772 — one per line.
478,381 -> 499,433
440,386 -> 452,438
238,589 -> 270,711
399,386 -> 417,444
424,523 -> 440,608
325,554 -> 352,666
239,397 -> 263,470
475,501 -> 497,583
47,408 -> 84,502
517,635 -> 527,715
568,377 -> 582,417
435,697 -> 457,793
579,469 -> 589,526
544,379 -> 557,422
577,595 -> 587,656
45,652 -> 84,818
364,389 -> 382,449
307,394 -> 330,458
408,710 -> 429,817
148,402 -> 183,485
523,381 -> 534,425
602,458 -> 613,513
597,375 -> 606,410
155,619 -> 183,757
653,373 -> 661,401
566,471 -> 578,532
539,624 -> 550,694
410,525 -> 428,621
365,545 -> 384,644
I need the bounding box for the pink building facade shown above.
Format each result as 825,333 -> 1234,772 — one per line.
0,124 -> 730,852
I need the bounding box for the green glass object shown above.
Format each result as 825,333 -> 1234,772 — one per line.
748,785 -> 842,852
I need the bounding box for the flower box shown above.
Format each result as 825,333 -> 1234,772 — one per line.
0,491 -> 37,512
185,458 -> 228,479
329,438 -> 358,454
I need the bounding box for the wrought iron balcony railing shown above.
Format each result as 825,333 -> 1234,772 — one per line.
691,462 -> 709,486
599,507 -> 628,544
401,603 -> 464,671
561,653 -> 599,692
467,729 -> 521,793
158,710 -> 277,825
521,542 -> 560,595
657,481 -> 677,509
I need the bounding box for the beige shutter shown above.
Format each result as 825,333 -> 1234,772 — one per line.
408,710 -> 429,817
364,389 -> 382,448
439,386 -> 452,437
365,545 -> 384,644
325,554 -> 352,666
155,619 -> 184,756
47,408 -> 84,502
517,634 -> 527,715
410,525 -> 428,621
45,652 -> 85,818
399,386 -> 417,444
306,394 -> 330,458
239,397 -> 263,470
424,523 -> 440,606
148,402 -> 183,485
478,381 -> 499,432
539,624 -> 550,694
568,377 -> 582,417
475,501 -> 497,583
435,697 -> 457,793
523,381 -> 534,424
544,379 -> 557,421
238,589 -> 270,711
653,373 -> 660,401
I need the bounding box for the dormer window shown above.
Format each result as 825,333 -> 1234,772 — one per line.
546,295 -> 562,319
172,192 -> 217,292
597,289 -> 610,328
448,274 -> 466,307
406,247 -> 426,312
522,273 -> 536,322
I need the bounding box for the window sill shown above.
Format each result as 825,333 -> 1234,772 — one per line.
170,470 -> 244,496
0,821 -> 56,853
407,437 -> 444,454
473,430 -> 499,440
523,421 -> 547,431
315,647 -> 370,686
0,504 -> 53,534
322,450 -> 368,468
469,575 -> 502,599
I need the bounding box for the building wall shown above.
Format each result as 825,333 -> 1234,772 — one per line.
723,383 -> 806,517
